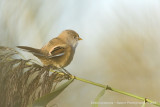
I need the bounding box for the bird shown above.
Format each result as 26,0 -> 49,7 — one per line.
17,30 -> 82,72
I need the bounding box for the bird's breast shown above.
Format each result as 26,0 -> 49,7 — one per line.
61,47 -> 75,67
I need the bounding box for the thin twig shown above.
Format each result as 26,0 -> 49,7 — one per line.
74,76 -> 160,107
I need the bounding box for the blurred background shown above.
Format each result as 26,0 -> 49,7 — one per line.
1,0 -> 160,107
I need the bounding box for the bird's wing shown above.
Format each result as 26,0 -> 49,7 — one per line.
48,45 -> 66,58
17,46 -> 44,56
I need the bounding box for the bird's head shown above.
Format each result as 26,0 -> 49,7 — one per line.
59,30 -> 82,48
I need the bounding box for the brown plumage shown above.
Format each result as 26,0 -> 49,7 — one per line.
17,30 -> 82,69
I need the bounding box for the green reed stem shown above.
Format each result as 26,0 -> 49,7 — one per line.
75,76 -> 160,107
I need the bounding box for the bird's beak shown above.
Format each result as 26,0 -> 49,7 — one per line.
78,37 -> 83,40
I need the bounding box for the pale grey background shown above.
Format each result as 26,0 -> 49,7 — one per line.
0,0 -> 160,107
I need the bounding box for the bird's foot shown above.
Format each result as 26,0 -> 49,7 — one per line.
59,68 -> 72,80
46,65 -> 73,80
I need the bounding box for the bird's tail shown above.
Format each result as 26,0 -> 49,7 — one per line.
17,46 -> 43,56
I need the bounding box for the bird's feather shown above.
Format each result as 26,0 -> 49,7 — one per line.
17,46 -> 44,56
49,46 -> 65,58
